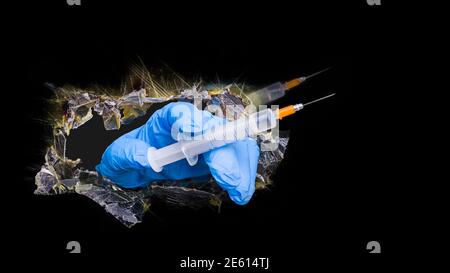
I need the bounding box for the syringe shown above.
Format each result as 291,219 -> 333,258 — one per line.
247,67 -> 331,105
147,93 -> 336,172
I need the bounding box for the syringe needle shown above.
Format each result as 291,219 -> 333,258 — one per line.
303,66 -> 332,81
302,93 -> 336,106
285,67 -> 332,91
278,93 -> 336,119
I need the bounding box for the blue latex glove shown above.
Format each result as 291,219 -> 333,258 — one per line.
96,102 -> 260,205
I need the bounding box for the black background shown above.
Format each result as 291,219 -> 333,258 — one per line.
5,0 -> 415,270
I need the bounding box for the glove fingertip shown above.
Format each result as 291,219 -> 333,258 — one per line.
230,196 -> 251,205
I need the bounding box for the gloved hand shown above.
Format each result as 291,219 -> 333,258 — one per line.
96,102 -> 260,205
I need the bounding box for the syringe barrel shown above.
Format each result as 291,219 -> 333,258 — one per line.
147,108 -> 277,172
247,82 -> 286,105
